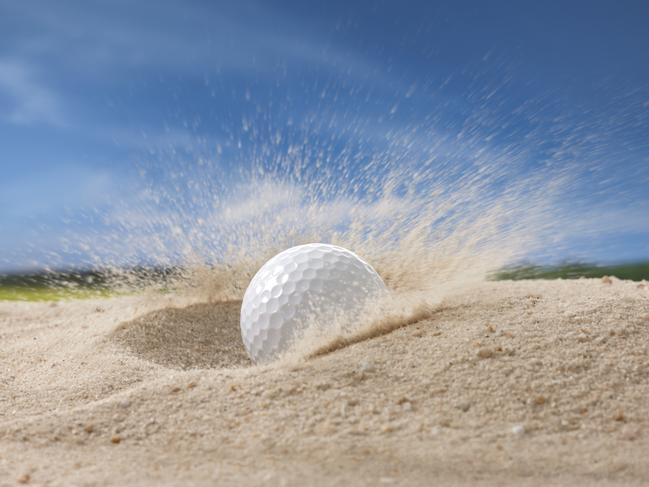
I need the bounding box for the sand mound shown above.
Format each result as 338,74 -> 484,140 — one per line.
2,280 -> 649,486
112,301 -> 250,369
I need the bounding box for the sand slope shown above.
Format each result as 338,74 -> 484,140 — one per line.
1,279 -> 649,486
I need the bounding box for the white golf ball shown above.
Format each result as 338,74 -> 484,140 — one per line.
240,243 -> 387,363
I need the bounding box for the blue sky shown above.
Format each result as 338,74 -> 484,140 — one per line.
0,0 -> 648,272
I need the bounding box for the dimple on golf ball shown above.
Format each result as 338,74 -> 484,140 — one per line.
240,243 -> 387,363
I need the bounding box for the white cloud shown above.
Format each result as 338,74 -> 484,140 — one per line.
0,163 -> 115,217
576,205 -> 649,235
0,1 -> 399,149
0,58 -> 66,126
2,1 -> 391,84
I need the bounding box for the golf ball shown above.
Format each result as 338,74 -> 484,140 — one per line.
240,243 -> 386,363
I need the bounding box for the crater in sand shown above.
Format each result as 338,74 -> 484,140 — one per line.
112,301 -> 251,369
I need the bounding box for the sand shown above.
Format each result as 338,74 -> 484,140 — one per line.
2,278 -> 649,486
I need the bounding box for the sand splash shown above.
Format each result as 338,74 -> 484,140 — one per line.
92,124 -> 568,290
47,81 -> 578,361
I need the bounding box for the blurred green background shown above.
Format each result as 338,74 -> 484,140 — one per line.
2,262 -> 647,302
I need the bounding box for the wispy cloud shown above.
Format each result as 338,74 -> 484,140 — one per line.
1,1 -> 387,81
0,163 -> 116,218
0,1 -> 397,148
0,58 -> 66,126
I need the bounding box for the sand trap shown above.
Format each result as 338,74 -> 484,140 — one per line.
1,279 -> 649,486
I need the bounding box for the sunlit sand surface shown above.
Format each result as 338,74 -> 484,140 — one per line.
2,278 -> 648,486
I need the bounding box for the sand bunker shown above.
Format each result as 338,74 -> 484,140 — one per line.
2,279 -> 649,486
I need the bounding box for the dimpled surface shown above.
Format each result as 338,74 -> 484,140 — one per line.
240,243 -> 386,363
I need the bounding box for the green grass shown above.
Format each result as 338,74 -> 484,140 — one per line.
0,286 -> 118,302
0,267 -> 180,302
1,261 -> 647,302
0,270 -> 119,302
492,261 -> 649,282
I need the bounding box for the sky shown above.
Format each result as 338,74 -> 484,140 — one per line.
0,0 -> 648,272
